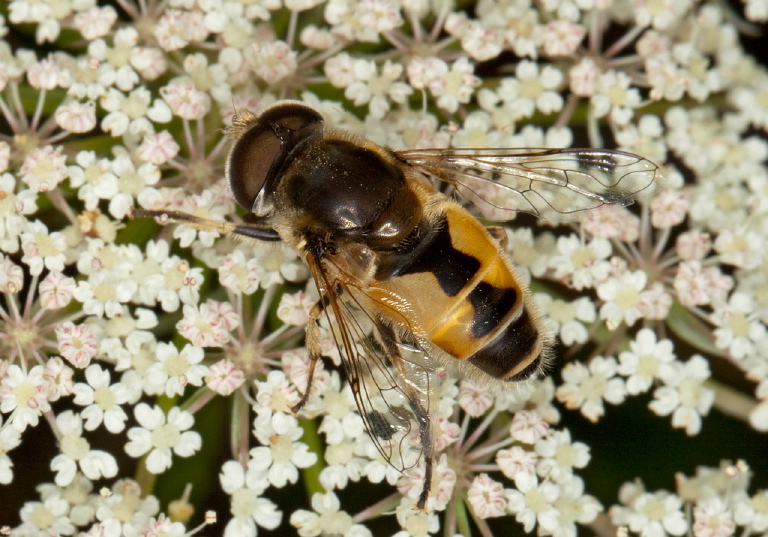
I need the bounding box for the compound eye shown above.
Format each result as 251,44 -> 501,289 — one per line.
260,102 -> 324,135
226,103 -> 323,212
226,122 -> 282,211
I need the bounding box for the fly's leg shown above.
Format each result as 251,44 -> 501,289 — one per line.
486,225 -> 508,249
374,321 -> 434,511
291,297 -> 326,414
131,208 -> 281,241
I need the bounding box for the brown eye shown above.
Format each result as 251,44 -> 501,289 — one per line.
226,103 -> 324,213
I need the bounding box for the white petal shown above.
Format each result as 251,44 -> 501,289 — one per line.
145,447 -> 172,473
51,454 -> 77,486
173,431 -> 202,457
81,450 -> 118,479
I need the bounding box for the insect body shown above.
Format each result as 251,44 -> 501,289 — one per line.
134,102 -> 660,510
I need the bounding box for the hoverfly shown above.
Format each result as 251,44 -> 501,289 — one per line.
133,101 -> 660,510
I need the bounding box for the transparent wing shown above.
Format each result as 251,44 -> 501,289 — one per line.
306,254 -> 435,475
399,147 -> 662,222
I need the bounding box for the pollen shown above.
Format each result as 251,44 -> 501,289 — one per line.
151,423 -> 181,450
15,381 -> 37,407
34,233 -> 59,257
165,355 -> 190,377
61,434 -> 90,460
615,288 -> 640,310
94,284 -> 117,303
728,313 -> 750,338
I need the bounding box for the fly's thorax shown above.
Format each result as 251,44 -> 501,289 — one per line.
272,132 -> 424,251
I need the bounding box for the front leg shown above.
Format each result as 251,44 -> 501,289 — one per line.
291,296 -> 326,413
131,208 -> 281,242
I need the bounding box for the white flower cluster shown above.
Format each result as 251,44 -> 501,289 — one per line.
0,0 -> 767,535
611,461 -> 768,537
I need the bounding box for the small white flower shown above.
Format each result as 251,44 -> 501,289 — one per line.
56,321 -> 99,369
125,403 -> 201,473
256,370 -> 302,415
72,5 -> 117,39
0,417 -> 22,484
17,494 -> 75,536
290,491 -> 371,537
535,429 -> 591,484
597,269 -> 649,328
497,445 -> 538,484
50,410 -> 118,486
20,220 -> 67,276
733,490 -> 768,532
711,293 -> 766,361
649,356 -> 714,436
325,53 -> 356,88
0,364 -> 51,432
674,261 -> 732,307
88,27 -> 141,91
510,409 -> 549,445
714,227 -> 763,270
205,359 -> 246,396
618,328 -> 677,395
220,459 -> 282,537
692,497 -> 735,537
675,230 -> 712,261
137,515 -> 187,537
318,382 -> 365,445
160,76 -> 211,119
552,476 -> 603,535
591,70 -> 642,125
496,60 -> 564,119
248,40 -> 297,85
72,363 -> 130,433
0,172 -> 37,253
426,57 -> 480,114
556,356 -> 627,422
570,57 -> 601,97
154,9 -> 208,51
137,130 -> 180,165
584,205 -> 642,242
44,357 -> 74,403
136,247 -> 203,313
614,490 -> 689,537
166,188 -> 230,248
176,300 -> 238,347
99,86 -> 171,137
144,343 -> 209,397
536,294 -> 596,346
67,150 -> 119,210
344,59 -> 412,119
457,378 -> 494,417
277,291 -> 314,326
506,474 -> 561,533
460,21 -> 502,61
218,248 -> 264,294
109,151 -> 161,219
467,473 -> 507,518
249,421 -> 318,489
635,0 -> 689,31
549,235 -> 612,290
73,269 -> 138,318
95,478 -> 162,533
55,100 -> 97,133
393,503 -> 439,537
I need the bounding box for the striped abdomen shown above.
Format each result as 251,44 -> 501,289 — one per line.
372,203 -> 546,381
